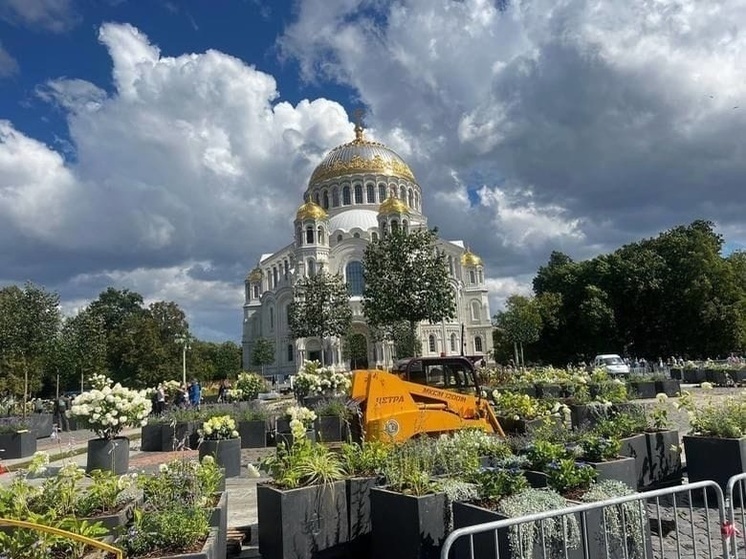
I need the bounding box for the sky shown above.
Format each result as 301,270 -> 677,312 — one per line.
1,0 -> 745,343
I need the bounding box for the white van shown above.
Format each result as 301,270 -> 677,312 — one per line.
593,354 -> 630,376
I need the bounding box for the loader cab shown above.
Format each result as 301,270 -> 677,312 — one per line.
392,357 -> 480,395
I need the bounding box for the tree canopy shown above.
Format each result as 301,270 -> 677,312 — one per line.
362,227 -> 454,357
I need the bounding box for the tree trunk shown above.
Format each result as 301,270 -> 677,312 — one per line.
520,342 -> 525,370
409,320 -> 418,357
513,342 -> 519,368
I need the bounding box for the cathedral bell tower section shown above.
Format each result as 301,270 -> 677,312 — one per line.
294,200 -> 330,277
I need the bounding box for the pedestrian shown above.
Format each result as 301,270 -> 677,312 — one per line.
188,378 -> 201,410
53,393 -> 69,432
217,379 -> 228,403
156,383 -> 166,415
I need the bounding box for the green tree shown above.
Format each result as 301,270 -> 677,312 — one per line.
288,271 -> 353,364
493,295 -> 542,368
0,283 -> 61,408
362,228 -> 454,357
58,309 -> 108,392
251,338 -> 275,376
342,332 -> 368,369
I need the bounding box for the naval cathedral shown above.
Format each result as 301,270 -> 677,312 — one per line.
241,122 -> 493,378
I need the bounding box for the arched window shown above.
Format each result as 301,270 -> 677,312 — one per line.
332,187 -> 340,207
428,335 -> 436,353
287,343 -> 294,362
343,186 -> 351,205
306,227 -> 314,244
399,185 -> 406,199
273,267 -> 278,287
337,234 -> 343,242
284,260 -> 289,280
353,232 -> 360,238
475,336 -> 483,353
307,259 -> 316,276
371,232 -> 378,242
317,227 -> 325,244
253,285 -> 259,298
379,184 -> 386,201
354,184 -> 363,204
269,307 -> 275,330
322,191 -> 329,209
346,261 -> 365,296
470,270 -> 476,284
391,220 -> 399,232
471,301 -> 481,321
450,333 -> 457,353
408,190 -> 414,207
414,192 -> 420,210
367,184 -> 375,203
313,192 -> 320,205
402,220 -> 408,231
478,270 -> 483,283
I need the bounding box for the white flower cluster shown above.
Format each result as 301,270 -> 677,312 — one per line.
200,415 -> 239,440
68,382 -> 152,440
88,373 -> 113,390
285,405 -> 317,427
294,360 -> 351,398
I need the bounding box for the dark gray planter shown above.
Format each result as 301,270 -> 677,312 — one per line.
536,383 -> 562,399
257,481 -> 348,559
523,470 -> 549,488
655,379 -> 681,397
683,435 -> 745,492
370,488 -> 446,559
705,368 -> 730,386
670,368 -> 682,380
646,430 -> 682,488
141,423 -> 164,452
451,501 -> 583,559
345,477 -> 378,557
588,456 -> 637,491
28,414 -> 53,438
503,385 -> 537,398
570,403 -> 609,430
275,418 -> 290,433
569,499 -> 653,559
199,438 -> 241,478
627,380 -> 656,400
498,415 -> 562,436
276,429 -> 316,448
86,437 -> 129,475
208,491 -> 228,559
735,369 -> 746,383
147,528 -> 218,559
0,431 -> 36,459
683,368 -> 705,383
619,434 -> 650,490
80,499 -> 137,534
238,420 -> 267,448
162,421 -> 197,451
315,415 -> 345,442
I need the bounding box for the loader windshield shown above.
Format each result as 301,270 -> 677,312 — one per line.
395,358 -> 478,394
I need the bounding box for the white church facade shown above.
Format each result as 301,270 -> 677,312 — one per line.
241,123 -> 493,377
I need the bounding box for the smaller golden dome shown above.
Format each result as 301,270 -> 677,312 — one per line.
247,268 -> 262,282
378,196 -> 410,216
461,249 -> 482,267
295,201 -> 328,221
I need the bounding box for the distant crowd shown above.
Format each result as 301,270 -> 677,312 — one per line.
152,379 -> 203,415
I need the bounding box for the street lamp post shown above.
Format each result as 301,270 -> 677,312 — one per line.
175,334 -> 191,386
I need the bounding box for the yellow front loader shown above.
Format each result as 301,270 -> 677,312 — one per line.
350,356 -> 504,443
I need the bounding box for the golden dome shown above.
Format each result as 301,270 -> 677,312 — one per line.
378,195 -> 410,215
247,268 -> 262,282
309,127 -> 416,186
461,249 -> 482,267
295,201 -> 328,221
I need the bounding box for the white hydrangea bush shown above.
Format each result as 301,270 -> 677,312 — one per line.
199,415 -> 239,440
293,360 -> 351,399
68,382 -> 152,440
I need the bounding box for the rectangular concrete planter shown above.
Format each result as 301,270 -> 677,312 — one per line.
627,380 -> 656,400
569,499 -> 653,559
347,477 -> 378,542
257,481 -> 348,559
141,423 -> 164,451
451,501 -> 583,559
498,415 -> 562,436
199,438 -> 241,478
208,491 -> 228,559
315,415 -> 346,443
619,434 -> 650,490
655,379 -> 681,397
683,368 -> 705,383
569,403 -> 608,430
371,488 -> 446,559
238,420 -> 266,448
670,368 -> 682,380
147,528 -> 218,559
588,456 -> 637,491
0,431 -> 36,459
523,470 -> 549,488
162,421 -> 197,451
683,435 -> 746,492
646,430 -> 682,488
80,499 -> 137,535
28,414 -> 54,438
535,383 -> 562,399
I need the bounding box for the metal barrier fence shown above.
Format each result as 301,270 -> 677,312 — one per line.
441,480 -> 730,559
726,473 -> 746,559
